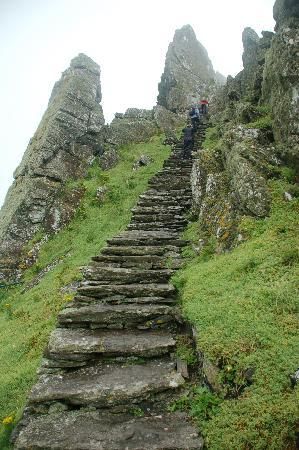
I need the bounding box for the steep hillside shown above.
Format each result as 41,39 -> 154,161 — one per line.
0,4 -> 298,448
0,136 -> 171,449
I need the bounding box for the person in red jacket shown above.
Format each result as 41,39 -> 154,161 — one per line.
200,98 -> 209,115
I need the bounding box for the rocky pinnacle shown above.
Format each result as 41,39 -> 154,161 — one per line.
0,54 -> 105,282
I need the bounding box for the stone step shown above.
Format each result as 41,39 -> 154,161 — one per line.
76,282 -> 176,301
144,188 -> 191,196
128,222 -> 186,230
101,245 -> 181,256
138,194 -> 190,201
147,186 -> 192,194
136,201 -> 190,210
91,254 -> 181,269
127,223 -> 185,232
131,206 -> 185,215
131,213 -> 187,222
58,301 -> 177,329
137,195 -> 191,204
148,182 -> 190,190
28,359 -> 185,408
72,294 -> 177,306
46,328 -> 176,364
107,233 -> 187,247
83,267 -> 174,284
14,410 -> 203,449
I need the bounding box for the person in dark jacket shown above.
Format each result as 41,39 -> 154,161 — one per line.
182,124 -> 194,159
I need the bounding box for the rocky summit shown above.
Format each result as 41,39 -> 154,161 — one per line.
0,53 -> 105,282
157,25 -> 218,112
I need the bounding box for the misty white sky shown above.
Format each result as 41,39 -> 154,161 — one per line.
0,0 -> 275,207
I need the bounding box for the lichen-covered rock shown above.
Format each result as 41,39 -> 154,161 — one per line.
96,186 -> 109,203
157,25 -> 217,112
239,28 -> 274,103
107,108 -> 159,149
191,148 -> 238,252
0,53 -> 105,281
153,105 -> 184,133
212,29 -> 274,124
273,0 -> 299,26
262,0 -> 299,164
222,126 -> 274,217
132,155 -> 153,171
45,185 -> 85,233
99,149 -> 119,170
235,102 -> 260,124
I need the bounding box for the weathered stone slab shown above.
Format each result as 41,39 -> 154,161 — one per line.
28,360 -> 184,407
58,302 -> 176,328
77,282 -> 176,299
72,295 -> 177,306
108,235 -> 187,247
83,267 -> 174,284
101,245 -> 181,256
91,254 -> 175,269
14,411 -> 203,449
47,328 -> 176,360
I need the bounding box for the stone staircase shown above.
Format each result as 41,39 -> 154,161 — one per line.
13,124 -> 208,450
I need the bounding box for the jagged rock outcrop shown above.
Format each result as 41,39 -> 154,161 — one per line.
0,53 -> 105,282
157,25 -> 217,112
191,123 -> 278,251
107,108 -> 159,148
239,28 -> 273,102
214,30 -> 274,120
262,0 -> 299,165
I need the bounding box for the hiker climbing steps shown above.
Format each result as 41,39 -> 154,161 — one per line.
13,124 -> 207,449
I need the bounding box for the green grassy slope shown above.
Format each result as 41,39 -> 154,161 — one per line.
173,178 -> 299,449
0,136 -> 170,448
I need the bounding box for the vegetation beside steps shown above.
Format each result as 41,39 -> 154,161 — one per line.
0,135 -> 171,449
172,175 -> 299,449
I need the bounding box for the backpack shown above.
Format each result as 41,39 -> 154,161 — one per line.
189,107 -> 196,118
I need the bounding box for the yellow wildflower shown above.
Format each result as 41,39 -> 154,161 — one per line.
2,415 -> 14,425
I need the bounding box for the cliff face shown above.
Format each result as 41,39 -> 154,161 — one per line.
262,0 -> 299,165
157,25 -> 217,112
191,12 -> 291,252
0,53 -> 105,281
